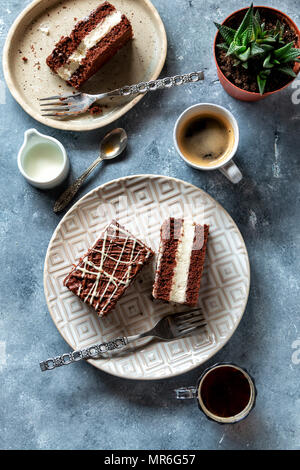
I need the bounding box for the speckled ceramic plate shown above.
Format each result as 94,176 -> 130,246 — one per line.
3,0 -> 167,131
44,175 -> 250,380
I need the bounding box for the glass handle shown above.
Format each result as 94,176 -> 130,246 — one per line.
175,386 -> 197,399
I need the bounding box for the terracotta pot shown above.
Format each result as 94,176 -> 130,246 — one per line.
214,6 -> 300,102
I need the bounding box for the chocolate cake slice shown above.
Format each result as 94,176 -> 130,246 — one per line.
46,2 -> 133,89
152,218 -> 209,306
64,220 -> 154,317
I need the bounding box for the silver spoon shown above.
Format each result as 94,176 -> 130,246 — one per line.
53,128 -> 127,213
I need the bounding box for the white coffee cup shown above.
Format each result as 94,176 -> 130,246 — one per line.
173,103 -> 242,184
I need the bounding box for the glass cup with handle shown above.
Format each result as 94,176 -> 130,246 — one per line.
175,363 -> 257,424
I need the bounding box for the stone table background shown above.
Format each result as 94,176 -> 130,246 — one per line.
0,0 -> 299,450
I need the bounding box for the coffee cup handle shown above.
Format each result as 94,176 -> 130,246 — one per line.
175,387 -> 197,399
219,160 -> 242,184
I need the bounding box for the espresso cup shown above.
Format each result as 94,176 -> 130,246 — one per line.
174,103 -> 242,184
175,363 -> 256,424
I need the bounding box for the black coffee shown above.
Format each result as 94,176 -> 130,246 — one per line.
199,365 -> 251,418
178,113 -> 234,167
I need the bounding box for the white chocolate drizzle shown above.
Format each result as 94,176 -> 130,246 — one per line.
70,222 -> 152,316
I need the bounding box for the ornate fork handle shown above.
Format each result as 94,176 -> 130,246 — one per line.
40,337 -> 128,371
40,308 -> 206,372
115,71 -> 204,97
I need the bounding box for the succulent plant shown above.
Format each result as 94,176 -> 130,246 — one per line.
214,3 -> 300,94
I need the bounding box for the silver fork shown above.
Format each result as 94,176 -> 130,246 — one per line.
39,308 -> 206,371
39,70 -> 204,117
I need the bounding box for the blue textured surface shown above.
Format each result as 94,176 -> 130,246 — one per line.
0,0 -> 299,450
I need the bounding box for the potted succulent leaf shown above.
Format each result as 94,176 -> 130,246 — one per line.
214,4 -> 300,101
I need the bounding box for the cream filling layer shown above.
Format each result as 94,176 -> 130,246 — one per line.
153,241 -> 163,298
57,10 -> 122,81
169,220 -> 195,304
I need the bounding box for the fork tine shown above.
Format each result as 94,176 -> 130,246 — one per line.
176,311 -> 204,321
39,95 -> 67,101
40,101 -> 69,107
180,325 -> 205,336
41,107 -> 70,113
178,319 -> 206,331
39,93 -> 81,101
42,105 -> 89,117
176,313 -> 204,326
174,312 -> 204,324
41,110 -> 81,117
178,323 -> 206,336
173,307 -> 203,318
41,113 -> 69,117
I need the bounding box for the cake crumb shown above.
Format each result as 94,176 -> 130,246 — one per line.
39,26 -> 50,35
30,44 -> 37,58
89,104 -> 103,116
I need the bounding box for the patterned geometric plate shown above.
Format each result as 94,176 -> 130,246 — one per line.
44,175 -> 250,380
